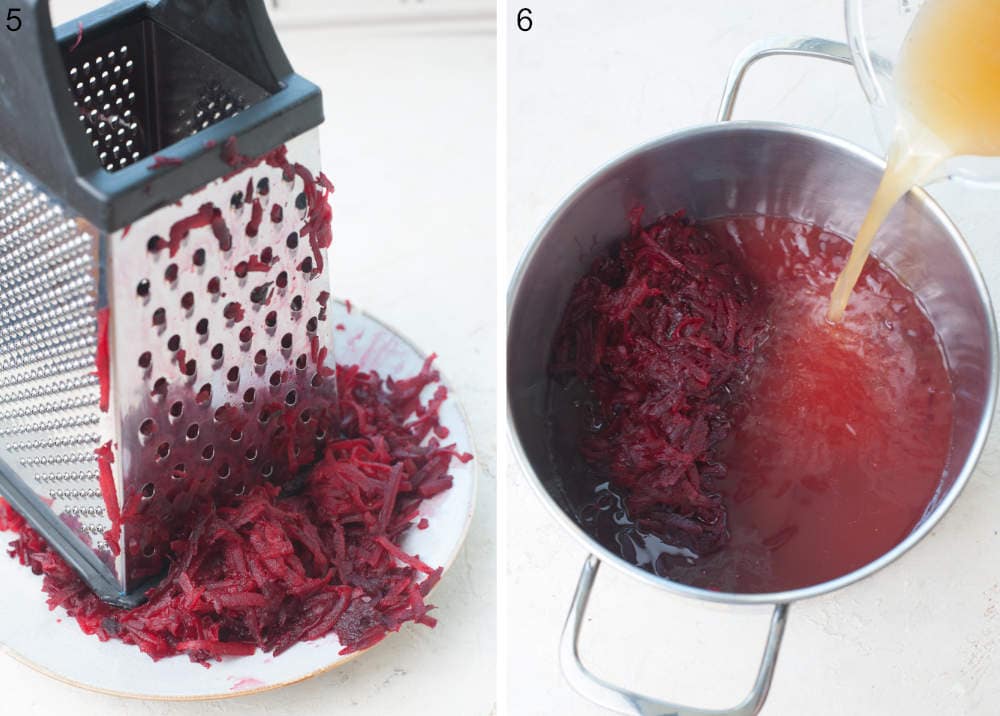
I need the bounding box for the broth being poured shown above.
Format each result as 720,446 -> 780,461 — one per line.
548,212 -> 953,592
828,0 -> 1000,321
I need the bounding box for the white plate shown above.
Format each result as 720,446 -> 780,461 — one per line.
0,300 -> 477,700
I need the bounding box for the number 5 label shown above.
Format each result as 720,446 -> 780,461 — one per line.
6,8 -> 21,31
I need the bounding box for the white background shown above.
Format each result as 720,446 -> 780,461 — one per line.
0,1 -> 497,715
506,1 -> 1000,715
7,0 -> 1000,714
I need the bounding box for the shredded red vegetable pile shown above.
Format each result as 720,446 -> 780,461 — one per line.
551,209 -> 766,556
1,358 -> 470,665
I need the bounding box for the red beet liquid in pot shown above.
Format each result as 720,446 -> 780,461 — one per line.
547,213 -> 954,593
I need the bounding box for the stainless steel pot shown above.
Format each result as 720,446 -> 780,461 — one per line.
506,37 -> 999,716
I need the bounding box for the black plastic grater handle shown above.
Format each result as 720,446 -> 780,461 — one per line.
0,0 -> 323,232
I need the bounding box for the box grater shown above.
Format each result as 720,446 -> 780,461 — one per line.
0,0 -> 338,607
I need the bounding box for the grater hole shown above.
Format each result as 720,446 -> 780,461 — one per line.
262,463 -> 274,478
139,418 -> 156,436
141,483 -> 155,499
183,359 -> 197,376
165,264 -> 178,282
243,387 -> 255,404
193,248 -> 205,266
259,407 -> 273,424
306,318 -> 318,334
196,383 -> 212,405
281,332 -> 293,349
285,390 -> 297,406
235,261 -> 248,279
315,428 -> 326,441
181,292 -> 195,311
217,462 -> 230,479
156,441 -> 170,460
196,317 -> 208,335
300,410 -> 312,423
239,326 -> 253,343
276,271 -> 288,289
250,282 -> 272,304
167,334 -> 180,351
186,423 -> 200,440
201,444 -> 215,461
138,351 -> 152,369
269,371 -> 282,387
265,311 -> 277,328
223,301 -> 242,321
230,191 -> 244,209
211,343 -> 224,361
152,307 -> 166,326
260,247 -> 273,263
152,377 -> 167,398
311,373 -> 323,387
295,192 -> 307,210
291,295 -> 303,312
137,279 -> 150,297
257,177 -> 269,196
208,277 -> 221,294
235,482 -> 247,496
300,256 -> 313,274
245,447 -> 258,461
254,349 -> 267,366
230,428 -> 242,442
169,401 -> 183,418
226,366 -> 239,383
286,232 -> 298,249
172,463 -> 186,479
296,354 -> 307,371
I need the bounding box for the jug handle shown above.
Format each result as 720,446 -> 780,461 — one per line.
560,556 -> 789,716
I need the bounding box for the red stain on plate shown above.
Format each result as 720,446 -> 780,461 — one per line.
230,677 -> 265,692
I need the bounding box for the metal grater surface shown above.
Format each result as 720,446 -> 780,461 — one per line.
0,0 -> 329,604
66,19 -> 270,173
0,162 -> 110,556
105,129 -> 338,590
69,40 -> 144,172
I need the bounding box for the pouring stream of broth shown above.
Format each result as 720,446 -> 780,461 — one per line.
828,0 -> 1000,321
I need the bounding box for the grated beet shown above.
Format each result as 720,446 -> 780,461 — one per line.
69,21 -> 83,53
94,441 -> 120,556
317,291 -> 330,321
94,307 -> 110,412
1,357 -> 471,665
551,209 -> 766,556
246,198 -> 264,238
166,203 -> 221,257
149,156 -> 184,171
222,301 -> 245,323
245,254 -> 271,273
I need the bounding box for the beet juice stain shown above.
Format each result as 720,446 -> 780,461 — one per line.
548,212 -> 953,593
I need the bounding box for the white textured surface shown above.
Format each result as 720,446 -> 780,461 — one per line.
1,2 -> 497,715
506,2 -> 1000,715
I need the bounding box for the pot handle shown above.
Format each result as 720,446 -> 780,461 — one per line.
716,36 -> 855,123
560,556 -> 789,716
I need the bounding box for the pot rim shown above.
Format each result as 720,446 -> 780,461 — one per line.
506,119 -> 1000,606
